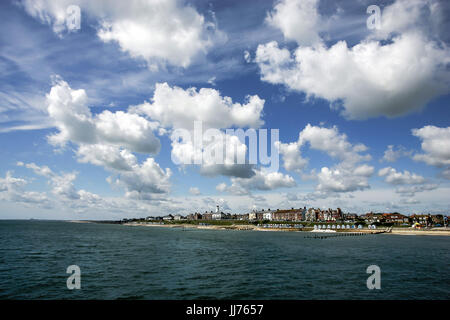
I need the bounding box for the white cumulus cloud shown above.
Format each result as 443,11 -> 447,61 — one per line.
45,77 -> 171,199
255,0 -> 450,120
0,171 -> 49,205
218,169 -> 296,195
378,167 -> 426,185
47,77 -> 160,154
381,145 -> 411,162
412,125 -> 450,179
277,124 -> 374,194
132,82 -> 265,178
132,82 -> 265,131
20,0 -> 221,68
266,0 -> 322,46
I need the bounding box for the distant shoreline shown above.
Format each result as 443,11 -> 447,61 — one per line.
116,221 -> 450,236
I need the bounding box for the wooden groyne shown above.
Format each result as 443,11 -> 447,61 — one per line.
304,232 -> 367,239
304,228 -> 391,239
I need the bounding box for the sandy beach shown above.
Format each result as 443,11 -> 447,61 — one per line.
389,228 -> 450,236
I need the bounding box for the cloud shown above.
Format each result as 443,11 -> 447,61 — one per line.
17,162 -> 53,177
266,0 -> 322,46
412,125 -> 450,179
277,124 -> 373,193
277,124 -> 368,174
76,144 -> 137,172
109,158 -> 172,200
47,77 -> 161,154
381,145 -> 411,162
201,197 -> 232,212
0,171 -> 49,205
218,169 -> 296,195
131,82 -> 265,131
20,0 -> 222,68
244,50 -> 251,63
170,128 -> 256,178
378,167 -> 426,185
373,0 -> 445,40
255,0 -> 450,119
19,0 -> 81,36
298,124 -> 370,163
17,162 -> 80,200
76,144 -> 172,199
14,162 -> 171,214
175,132 -> 255,179
401,198 -> 420,205
132,82 -> 265,178
291,190 -> 342,202
189,187 -> 201,196
412,125 -> 450,167
0,89 -> 51,133
395,183 -> 438,197
442,168 -> 450,180
50,172 -> 80,200
275,141 -> 308,174
207,77 -> 216,86
45,78 -> 172,199
316,164 -> 374,193
199,163 -> 255,179
216,183 -> 227,193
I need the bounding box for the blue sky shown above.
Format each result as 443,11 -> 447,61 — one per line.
0,0 -> 449,219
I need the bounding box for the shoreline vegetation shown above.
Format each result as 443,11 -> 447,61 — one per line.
73,220 -> 450,236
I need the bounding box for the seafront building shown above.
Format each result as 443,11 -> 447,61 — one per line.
361,212 -> 409,225
212,212 -> 226,220
162,214 -> 174,221
140,206 -> 448,228
305,208 -> 343,222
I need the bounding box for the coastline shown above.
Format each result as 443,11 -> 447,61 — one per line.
120,222 -> 450,236
389,228 -> 450,236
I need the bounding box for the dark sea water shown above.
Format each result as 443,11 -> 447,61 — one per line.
0,220 -> 448,300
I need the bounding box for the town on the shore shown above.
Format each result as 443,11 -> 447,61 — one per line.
122,206 -> 448,229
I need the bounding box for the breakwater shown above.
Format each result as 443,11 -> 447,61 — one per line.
304,232 -> 373,239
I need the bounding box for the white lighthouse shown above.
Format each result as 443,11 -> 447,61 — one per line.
216,205 -> 219,213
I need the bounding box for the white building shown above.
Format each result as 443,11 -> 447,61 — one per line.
263,211 -> 273,221
212,212 -> 225,220
248,212 -> 257,221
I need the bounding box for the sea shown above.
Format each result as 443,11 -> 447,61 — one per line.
0,220 -> 448,300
